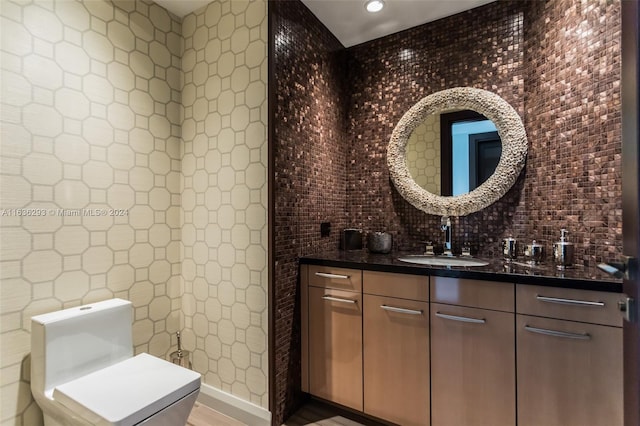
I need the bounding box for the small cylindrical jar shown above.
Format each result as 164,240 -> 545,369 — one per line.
501,237 -> 518,261
524,240 -> 545,264
367,232 -> 392,254
342,229 -> 363,250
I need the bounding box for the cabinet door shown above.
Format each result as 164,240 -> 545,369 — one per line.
363,294 -> 429,426
431,303 -> 515,426
308,286 -> 363,410
517,315 -> 623,426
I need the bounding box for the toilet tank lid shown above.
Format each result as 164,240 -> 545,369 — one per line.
53,353 -> 201,426
31,298 -> 131,325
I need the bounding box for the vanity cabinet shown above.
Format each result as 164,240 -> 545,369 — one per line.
362,271 -> 429,426
300,262 -> 624,426
516,285 -> 623,426
430,277 -> 516,426
303,265 -> 363,411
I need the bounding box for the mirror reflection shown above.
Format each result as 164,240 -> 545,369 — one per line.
388,87 -> 527,217
406,110 -> 501,196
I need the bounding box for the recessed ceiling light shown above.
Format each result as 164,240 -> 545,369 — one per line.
365,0 -> 385,13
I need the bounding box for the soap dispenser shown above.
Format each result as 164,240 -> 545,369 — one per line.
553,229 -> 575,270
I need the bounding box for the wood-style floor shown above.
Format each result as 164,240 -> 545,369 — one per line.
187,402 -> 247,426
282,401 -> 384,426
187,400 -> 382,426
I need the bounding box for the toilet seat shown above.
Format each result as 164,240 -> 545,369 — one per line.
53,353 -> 200,426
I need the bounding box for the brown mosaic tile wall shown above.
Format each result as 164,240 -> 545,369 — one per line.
522,0 -> 622,265
345,1 -> 527,257
271,0 -> 622,422
271,0 -> 347,423
344,0 -> 621,262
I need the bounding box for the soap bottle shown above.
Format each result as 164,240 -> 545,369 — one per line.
553,229 -> 575,270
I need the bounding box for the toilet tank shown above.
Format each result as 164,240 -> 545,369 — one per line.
31,298 -> 133,397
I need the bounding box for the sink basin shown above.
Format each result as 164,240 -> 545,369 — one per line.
397,255 -> 490,267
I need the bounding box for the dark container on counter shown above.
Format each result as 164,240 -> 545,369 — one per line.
341,228 -> 363,250
367,232 -> 392,254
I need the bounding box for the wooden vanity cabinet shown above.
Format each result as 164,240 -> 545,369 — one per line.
301,265 -> 624,426
430,277 -> 516,426
302,265 -> 364,411
516,285 -> 623,426
362,271 -> 429,426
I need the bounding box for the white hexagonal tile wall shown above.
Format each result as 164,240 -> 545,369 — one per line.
23,104 -> 63,137
81,246 -> 113,275
0,279 -> 31,314
23,250 -> 63,283
107,21 -> 135,51
55,41 -> 91,75
54,270 -> 90,302
55,226 -> 90,255
106,264 -> 135,293
179,0 -> 268,408
0,0 -> 268,422
55,180 -> 90,209
1,228 -> 31,261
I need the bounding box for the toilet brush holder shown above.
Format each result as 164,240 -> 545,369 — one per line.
170,331 -> 192,369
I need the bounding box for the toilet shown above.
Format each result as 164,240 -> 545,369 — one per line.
30,298 -> 201,426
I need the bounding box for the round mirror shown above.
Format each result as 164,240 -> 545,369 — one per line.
387,87 -> 527,217
405,109 -> 500,196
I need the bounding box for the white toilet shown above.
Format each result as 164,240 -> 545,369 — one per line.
30,298 -> 201,426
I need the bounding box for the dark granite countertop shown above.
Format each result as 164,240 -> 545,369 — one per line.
300,250 -> 623,293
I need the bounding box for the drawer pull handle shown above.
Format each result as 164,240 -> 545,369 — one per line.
380,305 -> 423,315
322,295 -> 356,304
536,295 -> 605,307
315,272 -> 350,280
525,325 -> 591,340
435,312 -> 486,324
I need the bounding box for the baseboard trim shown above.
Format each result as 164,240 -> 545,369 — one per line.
196,382 -> 271,426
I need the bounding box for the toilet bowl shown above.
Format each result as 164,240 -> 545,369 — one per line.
31,298 -> 201,426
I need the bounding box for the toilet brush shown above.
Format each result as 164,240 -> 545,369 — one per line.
170,331 -> 192,369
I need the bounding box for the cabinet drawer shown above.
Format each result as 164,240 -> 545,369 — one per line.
363,271 -> 428,301
516,285 -> 623,327
308,265 -> 362,292
431,276 -> 514,312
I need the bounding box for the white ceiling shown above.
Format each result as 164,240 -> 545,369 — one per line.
300,0 -> 496,47
153,0 -> 495,47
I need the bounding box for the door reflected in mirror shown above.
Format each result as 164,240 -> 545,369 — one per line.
406,110 -> 501,196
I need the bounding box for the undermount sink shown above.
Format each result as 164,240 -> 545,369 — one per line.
397,255 -> 490,267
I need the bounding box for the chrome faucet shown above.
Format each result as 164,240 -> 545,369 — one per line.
441,216 -> 453,256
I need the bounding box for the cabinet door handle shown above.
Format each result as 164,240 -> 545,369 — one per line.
322,295 -> 356,304
435,312 -> 486,324
315,272 -> 350,280
536,295 -> 605,307
524,325 -> 591,340
380,305 -> 423,315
